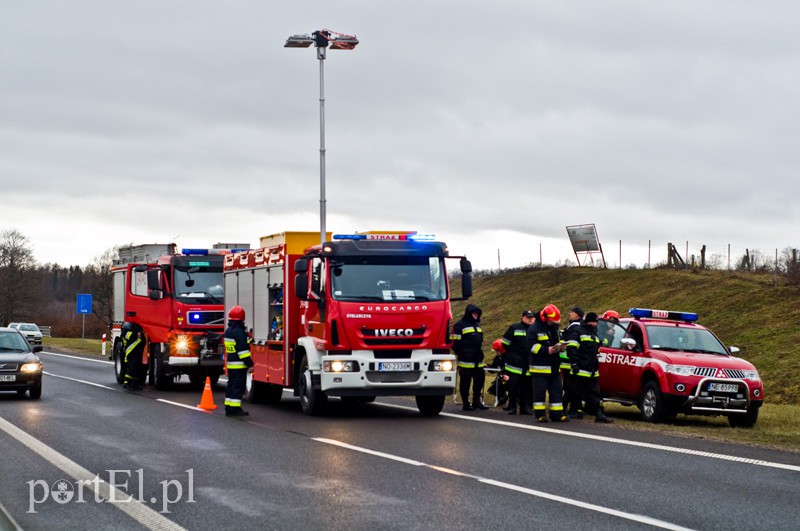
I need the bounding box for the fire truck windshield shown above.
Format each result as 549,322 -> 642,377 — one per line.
174,266 -> 224,304
330,255 -> 447,302
644,324 -> 729,355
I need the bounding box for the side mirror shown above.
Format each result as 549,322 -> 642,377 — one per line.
294,258 -> 308,274
621,337 -> 638,351
294,274 -> 309,300
729,346 -> 740,354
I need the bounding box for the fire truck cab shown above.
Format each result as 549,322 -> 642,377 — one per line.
598,308 -> 764,427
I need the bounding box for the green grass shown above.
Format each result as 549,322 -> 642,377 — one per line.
43,337 -> 106,357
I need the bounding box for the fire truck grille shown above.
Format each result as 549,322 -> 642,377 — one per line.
373,350 -> 412,359
724,369 -> 746,379
363,338 -> 424,346
0,364 -> 19,372
365,371 -> 422,384
693,367 -> 717,378
187,311 -> 225,325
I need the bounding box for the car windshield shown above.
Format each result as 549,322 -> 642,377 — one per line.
173,265 -> 224,303
19,324 -> 39,332
0,331 -> 30,352
330,255 -> 447,302
645,324 -> 729,355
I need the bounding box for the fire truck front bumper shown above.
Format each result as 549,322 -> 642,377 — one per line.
168,351 -> 225,367
320,350 -> 456,396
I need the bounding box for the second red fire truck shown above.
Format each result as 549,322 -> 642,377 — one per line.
223,231 -> 473,415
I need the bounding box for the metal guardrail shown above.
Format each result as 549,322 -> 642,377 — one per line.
39,326 -> 51,337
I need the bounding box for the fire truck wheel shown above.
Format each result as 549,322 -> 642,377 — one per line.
298,355 -> 327,415
640,381 -> 666,423
416,395 -> 445,416
728,404 -> 759,428
113,341 -> 126,385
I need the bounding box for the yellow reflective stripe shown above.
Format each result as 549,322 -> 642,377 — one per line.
505,364 -> 524,375
224,338 -> 236,354
537,334 -> 549,340
125,338 -> 141,356
457,361 -> 476,368
566,340 -> 579,348
550,403 -> 564,411
560,363 -> 572,370
227,362 -> 247,369
450,334 -> 461,341
501,338 -> 511,346
514,330 -> 526,336
529,365 -> 551,374
224,399 -> 242,406
531,344 -> 542,354
580,336 -> 598,343
238,350 -> 251,359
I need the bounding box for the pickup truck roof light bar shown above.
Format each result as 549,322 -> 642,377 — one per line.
629,308 -> 699,322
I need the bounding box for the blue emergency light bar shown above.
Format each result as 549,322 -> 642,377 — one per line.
629,308 -> 698,322
332,233 -> 437,241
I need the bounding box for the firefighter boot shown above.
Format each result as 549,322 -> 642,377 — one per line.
473,395 -> 489,410
462,395 -> 475,411
595,407 -> 613,424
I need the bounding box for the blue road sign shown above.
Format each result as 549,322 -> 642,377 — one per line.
76,293 -> 93,314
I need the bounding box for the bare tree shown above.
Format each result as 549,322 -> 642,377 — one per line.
0,229 -> 38,324
85,246 -> 120,329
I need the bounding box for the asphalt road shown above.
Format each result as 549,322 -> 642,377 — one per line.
1,351 -> 798,530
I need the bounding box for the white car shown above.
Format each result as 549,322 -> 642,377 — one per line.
15,323 -> 43,345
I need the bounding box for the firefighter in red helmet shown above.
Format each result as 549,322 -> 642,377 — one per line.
526,304 -> 568,422
224,305 -> 253,417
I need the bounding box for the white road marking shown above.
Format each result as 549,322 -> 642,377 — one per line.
381,403 -> 800,473
43,372 -> 115,390
314,437 -> 693,531
0,417 -> 186,531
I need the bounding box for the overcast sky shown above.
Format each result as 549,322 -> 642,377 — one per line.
2,1 -> 798,271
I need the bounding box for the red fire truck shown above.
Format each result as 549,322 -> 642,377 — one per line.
223,231 -> 473,416
597,308 -> 764,427
111,244 -> 245,390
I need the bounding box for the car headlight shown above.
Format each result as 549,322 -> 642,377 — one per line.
742,370 -> 760,381
323,360 -> 357,372
20,362 -> 42,373
665,364 -> 695,376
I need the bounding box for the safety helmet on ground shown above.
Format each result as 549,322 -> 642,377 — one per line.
228,305 -> 245,321
540,304 -> 561,323
492,338 -> 505,353
601,310 -> 620,321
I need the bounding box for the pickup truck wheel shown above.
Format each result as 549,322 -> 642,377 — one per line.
153,344 -> 173,391
416,395 -> 445,416
113,341 -> 126,384
729,404 -> 759,428
298,355 -> 327,415
640,381 -> 665,423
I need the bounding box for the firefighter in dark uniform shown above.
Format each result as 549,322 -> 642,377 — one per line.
527,304 -> 568,422
451,303 -> 488,411
121,321 -> 146,391
224,305 -> 254,417
561,307 -> 584,417
570,312 -> 613,423
500,309 -> 536,415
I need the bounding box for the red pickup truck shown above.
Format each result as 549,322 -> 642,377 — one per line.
597,308 -> 763,427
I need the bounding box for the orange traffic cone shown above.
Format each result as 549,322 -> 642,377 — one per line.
197,376 -> 218,411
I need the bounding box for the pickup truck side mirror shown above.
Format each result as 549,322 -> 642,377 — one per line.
729,346 -> 740,354
620,337 -> 638,351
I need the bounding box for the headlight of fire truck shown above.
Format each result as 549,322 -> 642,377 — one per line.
431,360 -> 454,372
665,364 -> 695,376
173,335 -> 191,355
323,360 -> 357,373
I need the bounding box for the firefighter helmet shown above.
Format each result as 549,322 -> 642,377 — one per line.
228,306 -> 245,321
492,338 -> 504,353
540,304 -> 561,323
602,310 -> 620,321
